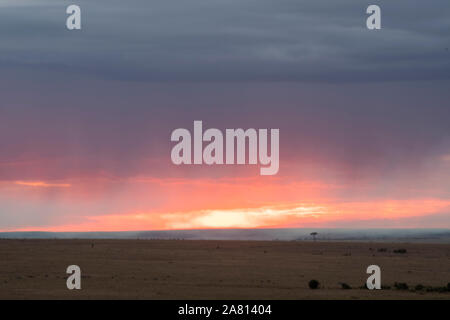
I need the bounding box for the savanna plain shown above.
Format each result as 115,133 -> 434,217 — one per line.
0,239 -> 449,299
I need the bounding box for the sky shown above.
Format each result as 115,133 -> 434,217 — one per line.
0,0 -> 450,231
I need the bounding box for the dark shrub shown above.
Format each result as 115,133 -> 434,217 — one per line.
340,282 -> 351,290
426,286 -> 447,293
415,284 -> 424,291
436,286 -> 448,293
308,280 -> 320,289
377,248 -> 388,252
394,282 -> 409,290
393,249 -> 407,254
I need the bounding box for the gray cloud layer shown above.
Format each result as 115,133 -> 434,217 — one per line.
0,0 -> 449,81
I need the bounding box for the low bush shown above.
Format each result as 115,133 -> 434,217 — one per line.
426,286 -> 449,293
394,282 -> 409,290
339,282 -> 351,290
414,284 -> 425,291
308,279 -> 320,289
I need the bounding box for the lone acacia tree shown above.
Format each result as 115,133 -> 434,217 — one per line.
310,232 -> 318,241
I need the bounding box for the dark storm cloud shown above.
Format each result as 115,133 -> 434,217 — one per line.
0,0 -> 449,81
0,0 -> 450,187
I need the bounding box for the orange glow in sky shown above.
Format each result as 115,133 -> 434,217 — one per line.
2,148 -> 450,232
3,174 -> 450,232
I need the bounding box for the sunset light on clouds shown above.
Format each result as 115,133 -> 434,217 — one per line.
2,165 -> 450,231
14,181 -> 71,188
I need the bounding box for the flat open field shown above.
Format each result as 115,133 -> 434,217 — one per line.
0,239 -> 449,299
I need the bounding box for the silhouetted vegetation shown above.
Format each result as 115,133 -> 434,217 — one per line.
394,282 -> 409,290
414,284 -> 425,291
308,279 -> 320,289
393,248 -> 407,254
339,282 -> 351,290
377,248 -> 387,252
425,285 -> 449,293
